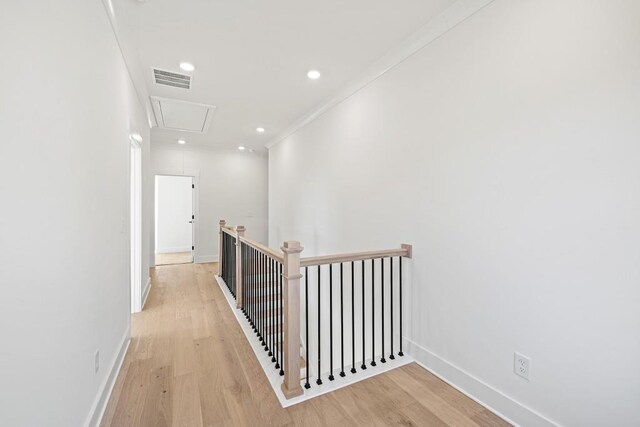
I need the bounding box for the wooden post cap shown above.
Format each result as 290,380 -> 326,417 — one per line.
219,219 -> 226,226
401,243 -> 413,259
281,241 -> 303,253
236,225 -> 246,232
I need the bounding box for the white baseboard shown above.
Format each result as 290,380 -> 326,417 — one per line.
84,327 -> 131,427
155,246 -> 192,254
405,338 -> 559,427
195,255 -> 217,264
141,277 -> 151,310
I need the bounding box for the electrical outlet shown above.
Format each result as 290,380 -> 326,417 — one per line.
94,350 -> 100,374
514,352 -> 530,380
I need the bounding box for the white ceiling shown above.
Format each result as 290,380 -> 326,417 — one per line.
114,0 -> 457,150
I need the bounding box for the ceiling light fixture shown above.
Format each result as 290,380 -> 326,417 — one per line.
307,70 -> 321,80
238,146 -> 246,150
256,127 -> 265,133
177,139 -> 186,145
179,62 -> 195,72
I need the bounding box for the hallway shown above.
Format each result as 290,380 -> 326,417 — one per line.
101,263 -> 509,426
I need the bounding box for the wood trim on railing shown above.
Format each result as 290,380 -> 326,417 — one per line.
300,244 -> 412,267
238,236 -> 285,263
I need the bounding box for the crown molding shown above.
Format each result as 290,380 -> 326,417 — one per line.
265,0 -> 495,150
101,0 -> 157,128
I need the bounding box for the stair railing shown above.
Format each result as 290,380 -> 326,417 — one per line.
217,220 -> 411,400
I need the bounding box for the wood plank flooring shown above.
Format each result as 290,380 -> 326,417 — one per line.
155,252 -> 193,266
101,263 -> 510,427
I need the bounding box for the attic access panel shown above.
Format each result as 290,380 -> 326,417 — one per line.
150,96 -> 216,133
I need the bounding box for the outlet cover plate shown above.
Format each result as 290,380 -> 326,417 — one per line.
514,352 -> 530,380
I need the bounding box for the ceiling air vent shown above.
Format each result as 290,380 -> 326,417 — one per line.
153,68 -> 191,89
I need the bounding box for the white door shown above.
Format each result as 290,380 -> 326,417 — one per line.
155,175 -> 194,262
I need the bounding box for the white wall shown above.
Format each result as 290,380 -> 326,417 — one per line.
269,1 -> 640,426
155,175 -> 193,253
0,1 -> 150,426
151,144 -> 268,263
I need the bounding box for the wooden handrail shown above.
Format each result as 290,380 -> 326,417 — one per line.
300,244 -> 412,267
221,226 -> 236,236
238,235 -> 284,263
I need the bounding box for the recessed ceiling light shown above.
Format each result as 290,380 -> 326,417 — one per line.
238,146 -> 246,150
177,139 -> 186,145
131,133 -> 142,142
307,70 -> 321,80
256,127 -> 265,133
179,62 -> 195,72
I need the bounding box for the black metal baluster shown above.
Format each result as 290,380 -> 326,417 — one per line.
232,236 -> 234,292
262,253 -> 266,347
271,257 -> 276,360
390,257 -> 395,360
266,256 -> 271,354
351,261 -> 356,374
328,264 -> 334,381
271,258 -> 276,361
245,244 -> 249,318
371,259 -> 376,367
340,263 -> 345,377
251,248 -> 255,327
279,262 -> 284,375
254,248 -> 257,329
361,259 -> 367,370
266,256 -> 270,352
380,258 -> 386,364
316,265 -> 322,385
240,242 -> 247,316
304,267 -> 310,389
399,257 -> 404,357
245,244 -> 248,316
254,249 -> 258,333
256,249 -> 260,336
254,248 -> 257,330
244,245 -> 248,317
225,234 -> 227,285
261,252 -> 265,345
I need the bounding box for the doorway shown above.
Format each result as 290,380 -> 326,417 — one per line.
154,175 -> 195,266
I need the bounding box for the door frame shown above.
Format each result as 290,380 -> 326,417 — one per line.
129,138 -> 142,313
153,171 -> 200,266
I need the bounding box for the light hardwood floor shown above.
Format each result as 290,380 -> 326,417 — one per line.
101,263 -> 510,427
155,252 -> 193,266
